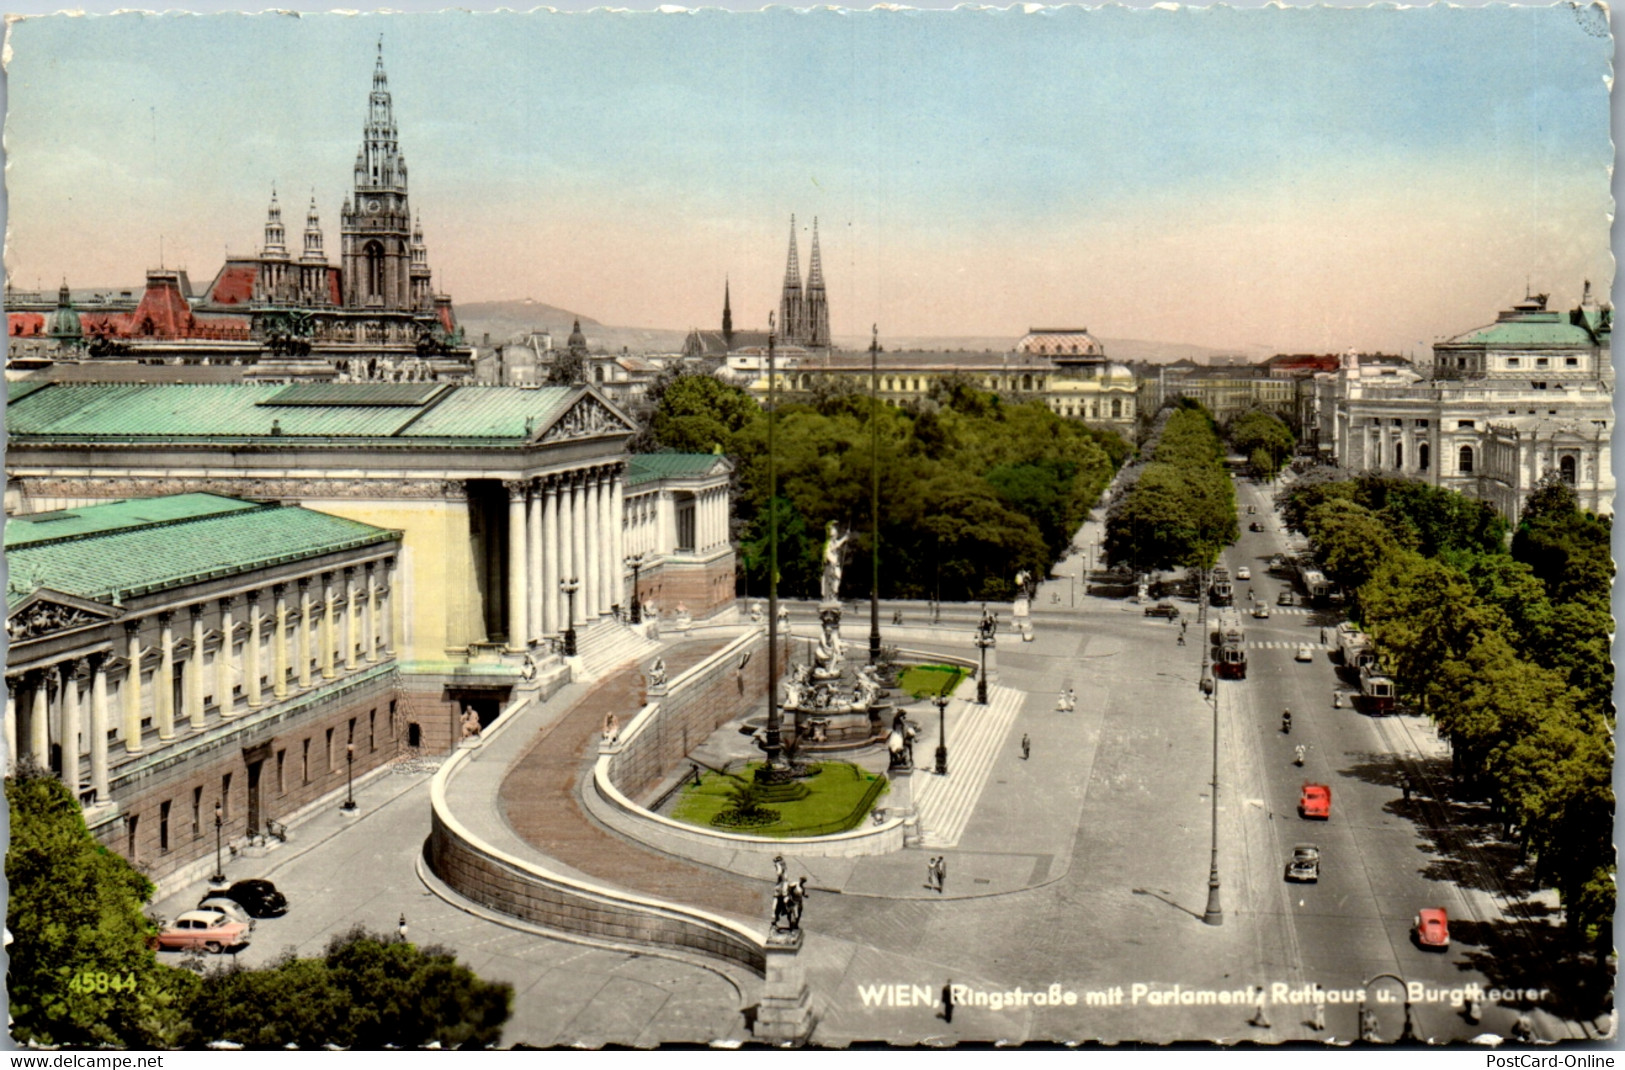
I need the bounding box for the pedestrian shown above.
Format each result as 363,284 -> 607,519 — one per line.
925,857 -> 940,892
893,609 -> 904,626
1401,774 -> 1412,803
690,762 -> 704,787
1320,627 -> 1327,644
1310,1000 -> 1326,1032
1248,986 -> 1271,1028
1021,733 -> 1031,760
398,913 -> 409,944
1177,633 -> 1185,647
941,979 -> 956,1023
935,855 -> 947,894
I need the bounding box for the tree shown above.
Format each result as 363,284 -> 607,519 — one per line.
6,767 -> 198,1047
185,926 -> 512,1049
1230,411 -> 1295,477
646,373 -> 761,454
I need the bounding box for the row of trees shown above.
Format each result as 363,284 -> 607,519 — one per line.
637,372 -> 1129,602
1103,402 -> 1237,571
1281,472 -> 1614,948
6,769 -> 513,1048
1227,410 -> 1296,481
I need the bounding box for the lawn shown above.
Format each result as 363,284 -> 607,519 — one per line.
896,663 -> 969,700
669,762 -> 888,837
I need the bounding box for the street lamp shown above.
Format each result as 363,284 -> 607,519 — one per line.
210,801 -> 225,885
974,609 -> 995,706
931,691 -> 950,775
560,577 -> 580,656
1199,582 -> 1223,927
625,553 -> 646,623
340,742 -> 357,813
868,324 -> 882,667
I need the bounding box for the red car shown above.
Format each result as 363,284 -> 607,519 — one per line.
1299,783 -> 1331,819
154,909 -> 252,954
1414,908 -> 1450,951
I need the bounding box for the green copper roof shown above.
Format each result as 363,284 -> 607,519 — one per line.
626,452 -> 728,486
6,494 -> 260,548
1442,315 -> 1602,349
6,383 -> 599,445
7,380 -> 50,404
6,495 -> 399,609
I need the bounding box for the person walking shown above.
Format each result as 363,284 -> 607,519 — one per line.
941,980 -> 956,1024
1248,986 -> 1271,1028
1401,773 -> 1412,803
1319,627 -> 1327,644
925,857 -> 939,892
1310,1000 -> 1326,1032
1021,733 -> 1031,760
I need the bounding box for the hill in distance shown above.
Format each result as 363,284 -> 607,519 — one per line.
457,299 -> 1274,365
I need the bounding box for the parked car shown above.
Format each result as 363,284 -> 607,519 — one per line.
1278,589 -> 1295,606
1285,844 -> 1321,882
211,878 -> 288,918
1299,783 -> 1331,819
196,896 -> 255,930
155,909 -> 251,954
1414,908 -> 1450,950
1252,602 -> 1271,619
1295,644 -> 1315,662
1144,602 -> 1180,620
1236,567 -> 1251,581
1249,521 -> 1263,532
1247,505 -> 1257,515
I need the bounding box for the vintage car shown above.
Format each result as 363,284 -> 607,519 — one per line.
1414,908 -> 1450,951
210,878 -> 289,919
1295,644 -> 1315,662
1285,844 -> 1321,882
1236,567 -> 1251,581
1249,521 -> 1264,532
155,909 -> 252,954
1252,602 -> 1271,619
1278,589 -> 1295,606
1143,602 -> 1180,620
1299,783 -> 1331,820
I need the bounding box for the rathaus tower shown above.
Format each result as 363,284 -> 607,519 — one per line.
340,43 -> 430,311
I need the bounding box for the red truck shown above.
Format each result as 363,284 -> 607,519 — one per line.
1299,783 -> 1331,819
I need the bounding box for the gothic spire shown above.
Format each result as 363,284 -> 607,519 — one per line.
806,218 -> 825,290
803,217 -> 830,348
357,40 -> 405,194
263,186 -> 287,258
779,215 -> 805,346
722,276 -> 734,342
781,215 -> 803,294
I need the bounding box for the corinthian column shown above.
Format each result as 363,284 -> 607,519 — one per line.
320,573 -> 337,680
297,578 -> 313,689
505,480 -> 529,652
542,477 -> 560,636
122,621 -> 144,755
186,604 -> 206,729
583,470 -> 601,620
59,660 -> 81,789
29,672 -> 50,770
89,654 -> 110,801
611,467 -> 626,613
217,596 -> 237,717
364,563 -> 379,663
528,480 -> 544,643
569,473 -> 586,625
156,612 -> 176,739
344,567 -> 360,670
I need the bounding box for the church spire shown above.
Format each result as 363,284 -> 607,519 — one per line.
301,193 -> 325,262
263,186 -> 287,258
778,215 -> 805,346
721,276 -> 734,345
357,39 -> 405,194
804,218 -> 829,348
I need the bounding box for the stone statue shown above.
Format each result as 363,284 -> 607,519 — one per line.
853,664 -> 881,709
780,663 -> 809,711
1015,569 -> 1032,598
772,874 -> 809,933
602,712 -> 620,745
887,710 -> 917,769
812,609 -> 844,681
521,652 -> 538,682
749,599 -> 765,623
460,707 -> 482,739
977,605 -> 998,644
648,657 -> 667,690
820,521 -> 850,604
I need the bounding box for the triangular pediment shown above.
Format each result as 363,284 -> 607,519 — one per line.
534,389 -> 637,445
6,588 -> 121,642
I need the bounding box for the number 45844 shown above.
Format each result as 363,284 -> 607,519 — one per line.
68,971 -> 138,994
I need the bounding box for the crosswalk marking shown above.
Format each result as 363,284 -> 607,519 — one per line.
913,684 -> 1022,848
1246,640 -> 1333,650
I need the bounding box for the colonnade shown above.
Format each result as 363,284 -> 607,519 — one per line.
4,556 -> 396,794
504,464 -> 627,652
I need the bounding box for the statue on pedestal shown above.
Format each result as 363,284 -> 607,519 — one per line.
887,710 -> 917,770
648,656 -> 667,691
812,608 -> 844,681
853,664 -> 881,709
820,521 -> 850,605
977,605 -> 998,645
772,873 -> 809,933
749,599 -> 765,623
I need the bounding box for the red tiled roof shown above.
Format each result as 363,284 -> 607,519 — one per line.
208,263 -> 259,306
8,313 -> 45,337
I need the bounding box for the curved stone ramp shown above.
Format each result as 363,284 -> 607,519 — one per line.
427,636 -> 792,979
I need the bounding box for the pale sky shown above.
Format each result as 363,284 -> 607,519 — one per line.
2,5 -> 1614,356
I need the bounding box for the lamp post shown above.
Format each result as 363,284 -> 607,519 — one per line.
759,313 -> 786,782
1199,581 -> 1223,926
625,553 -> 645,624
868,324 -> 882,666
210,801 -> 225,885
560,578 -> 580,656
931,691 -> 949,775
341,742 -> 357,813
974,611 -> 994,706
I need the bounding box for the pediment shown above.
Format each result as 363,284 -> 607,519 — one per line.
6,588 -> 120,643
535,390 -> 637,445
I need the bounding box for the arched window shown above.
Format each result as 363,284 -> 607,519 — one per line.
1111,398 -> 1122,419
1458,445 -> 1474,474
1022,374 -> 1033,391
594,365 -> 604,383
364,240 -> 385,299
885,377 -> 894,390
1560,455 -> 1577,484
1394,441 -> 1404,470
1418,442 -> 1430,471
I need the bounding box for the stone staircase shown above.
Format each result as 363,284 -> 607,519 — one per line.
576,616 -> 663,681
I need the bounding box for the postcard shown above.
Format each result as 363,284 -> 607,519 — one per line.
1,3 -> 1614,1052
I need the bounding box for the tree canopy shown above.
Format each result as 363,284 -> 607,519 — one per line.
1229,410 -> 1295,480
1104,406 -> 1237,571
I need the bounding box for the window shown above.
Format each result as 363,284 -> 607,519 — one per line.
302,738 -> 311,783
1506,357 -> 1520,368
408,722 -> 422,748
159,801 -> 171,853
192,787 -> 203,838
221,773 -> 232,820
1536,358 -> 1549,367
1418,442 -> 1430,472
1566,357 -> 1579,367
1560,455 -> 1577,484
369,710 -> 377,752
277,749 -> 286,794
127,815 -> 139,861
1532,382 -> 1548,390
1393,442 -> 1404,469
1112,399 -> 1122,418
326,727 -> 336,772
1459,445 -> 1474,474
1392,419 -> 1403,427
390,700 -> 398,739
348,717 -> 356,746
